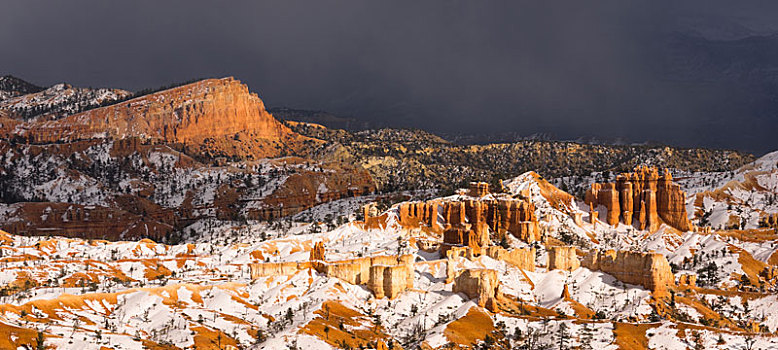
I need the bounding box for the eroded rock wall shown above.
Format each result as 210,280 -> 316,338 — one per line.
483,246 -> 535,271
319,254 -> 413,299
0,202 -> 174,241
582,249 -> 675,294
760,213 -> 778,229
250,250 -> 414,299
453,268 -> 500,312
547,246 -> 580,271
250,262 -> 312,279
396,182 -> 540,246
310,242 -> 325,262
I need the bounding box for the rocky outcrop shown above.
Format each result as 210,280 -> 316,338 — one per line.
483,246 -> 535,271
396,182 -> 540,246
5,77 -> 316,160
0,81 -> 131,121
310,242 -> 325,262
0,78 -> 378,241
444,245 -> 535,281
589,203 -> 599,225
443,227 -> 489,255
0,202 -> 174,241
760,214 -> 778,229
582,249 -> 675,294
244,163 -> 376,221
250,261 -> 312,279
468,182 -> 490,197
561,284 -> 571,299
250,252 -> 414,299
369,265 -> 411,299
547,246 -> 580,271
678,273 -> 697,287
362,203 -> 378,221
585,167 -> 692,232
0,138 -> 375,239
321,255 -> 413,299
359,202 -> 395,231
453,269 -> 500,312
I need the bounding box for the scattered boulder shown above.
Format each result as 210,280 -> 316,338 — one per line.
678,273 -> 697,287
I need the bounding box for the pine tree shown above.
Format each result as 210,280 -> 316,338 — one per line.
579,322 -> 594,350
557,322 -> 570,350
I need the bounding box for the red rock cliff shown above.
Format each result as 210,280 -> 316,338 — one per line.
9,77 -> 316,159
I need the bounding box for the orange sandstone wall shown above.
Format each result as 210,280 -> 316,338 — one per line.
250,262 -> 312,279
1,202 -> 174,241
483,246 -> 536,271
453,268 -> 500,311
250,253 -> 414,299
547,246 -> 580,271
582,249 -> 675,293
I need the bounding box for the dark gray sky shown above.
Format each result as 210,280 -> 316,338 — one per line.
2,1 -> 778,154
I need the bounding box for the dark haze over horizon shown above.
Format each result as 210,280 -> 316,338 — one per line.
2,1 -> 778,154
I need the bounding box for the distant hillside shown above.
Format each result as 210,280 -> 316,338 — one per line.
288,123 -> 756,194
0,75 -> 44,100
0,77 -> 371,241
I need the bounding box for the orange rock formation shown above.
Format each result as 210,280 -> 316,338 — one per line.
585,166 -> 691,232
310,242 -> 326,262
396,183 -> 540,248
468,182 -> 490,197
760,213 -> 778,229
547,246 -> 580,271
250,261 -> 312,279
0,202 -> 174,241
251,251 -> 414,300
453,269 -> 501,312
483,246 -> 536,271
678,273 -> 697,287
368,264 -> 411,299
561,284 -> 571,299
581,249 -> 675,294
2,77 -> 316,160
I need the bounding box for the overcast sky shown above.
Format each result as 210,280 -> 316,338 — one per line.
2,1 -> 778,154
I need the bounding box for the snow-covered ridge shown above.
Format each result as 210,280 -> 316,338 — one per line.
0,81 -> 131,121
675,150 -> 778,230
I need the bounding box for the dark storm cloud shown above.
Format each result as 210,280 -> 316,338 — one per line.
1,1 -> 777,153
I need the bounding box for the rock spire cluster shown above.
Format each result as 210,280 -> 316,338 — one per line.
585,166 -> 691,231
396,182 -> 540,254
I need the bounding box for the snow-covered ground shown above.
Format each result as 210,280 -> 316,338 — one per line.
0,162 -> 777,349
